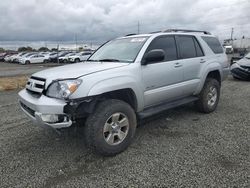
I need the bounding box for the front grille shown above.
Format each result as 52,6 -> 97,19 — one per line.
240,65 -> 250,72
26,76 -> 46,95
20,102 -> 35,117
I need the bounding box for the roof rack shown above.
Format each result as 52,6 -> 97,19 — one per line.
125,33 -> 137,36
163,29 -> 211,35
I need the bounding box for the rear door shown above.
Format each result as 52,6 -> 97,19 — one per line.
175,35 -> 205,96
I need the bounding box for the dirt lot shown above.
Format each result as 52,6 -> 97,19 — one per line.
0,62 -> 61,77
0,77 -> 249,187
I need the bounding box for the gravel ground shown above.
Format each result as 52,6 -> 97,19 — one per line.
0,77 -> 249,188
0,62 -> 61,77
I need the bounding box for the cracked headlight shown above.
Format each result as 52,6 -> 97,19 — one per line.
46,79 -> 82,99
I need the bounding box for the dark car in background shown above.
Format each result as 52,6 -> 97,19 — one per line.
231,52 -> 250,80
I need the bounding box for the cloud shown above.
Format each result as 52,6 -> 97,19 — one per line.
0,0 -> 249,43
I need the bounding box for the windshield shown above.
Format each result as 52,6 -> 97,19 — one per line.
245,52 -> 250,59
88,37 -> 148,63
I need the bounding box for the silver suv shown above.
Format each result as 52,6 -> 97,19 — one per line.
18,29 -> 229,156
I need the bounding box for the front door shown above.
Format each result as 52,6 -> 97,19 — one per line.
141,35 -> 184,107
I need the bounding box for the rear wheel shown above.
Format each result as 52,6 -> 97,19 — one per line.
43,59 -> 49,63
25,60 -> 30,65
195,78 -> 220,113
63,59 -> 68,63
74,58 -> 80,63
84,99 -> 137,156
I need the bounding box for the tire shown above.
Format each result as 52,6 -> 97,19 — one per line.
84,99 -> 137,156
43,59 -> 49,63
63,59 -> 68,63
74,58 -> 80,63
25,60 -> 30,65
195,78 -> 220,113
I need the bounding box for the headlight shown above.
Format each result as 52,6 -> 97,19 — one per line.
46,79 -> 82,99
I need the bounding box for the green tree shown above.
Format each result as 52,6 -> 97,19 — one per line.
18,46 -> 34,52
0,47 -> 5,52
51,48 -> 58,51
38,47 -> 49,51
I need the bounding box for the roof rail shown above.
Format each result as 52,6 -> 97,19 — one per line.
163,29 -> 211,35
149,31 -> 162,34
125,33 -> 137,36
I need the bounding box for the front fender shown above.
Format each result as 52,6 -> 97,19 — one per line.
88,76 -> 144,112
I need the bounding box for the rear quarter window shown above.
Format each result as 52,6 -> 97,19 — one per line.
202,36 -> 223,54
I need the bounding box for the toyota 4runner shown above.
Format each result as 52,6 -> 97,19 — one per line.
18,29 -> 229,156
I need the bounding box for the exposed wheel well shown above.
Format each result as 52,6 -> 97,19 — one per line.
100,89 -> 137,111
207,70 -> 221,84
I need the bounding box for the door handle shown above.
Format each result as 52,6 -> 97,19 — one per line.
200,59 -> 206,63
174,62 -> 182,68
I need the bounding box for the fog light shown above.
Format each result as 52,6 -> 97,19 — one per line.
40,114 -> 59,123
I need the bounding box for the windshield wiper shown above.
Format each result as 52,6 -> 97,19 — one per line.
98,59 -> 120,62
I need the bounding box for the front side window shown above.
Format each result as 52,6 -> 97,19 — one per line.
88,37 -> 148,63
145,36 -> 178,61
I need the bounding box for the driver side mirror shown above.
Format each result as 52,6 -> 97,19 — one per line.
141,49 -> 165,65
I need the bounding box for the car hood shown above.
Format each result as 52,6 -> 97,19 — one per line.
238,58 -> 250,67
32,62 -> 129,81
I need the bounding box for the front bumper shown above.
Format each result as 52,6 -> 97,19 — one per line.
18,89 -> 72,129
230,63 -> 250,80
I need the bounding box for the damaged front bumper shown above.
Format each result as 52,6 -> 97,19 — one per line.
18,89 -> 96,129
18,89 -> 72,129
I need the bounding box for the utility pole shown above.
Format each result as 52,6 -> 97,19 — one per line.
137,21 -> 140,34
230,28 -> 234,41
75,34 -> 78,52
230,28 -> 234,56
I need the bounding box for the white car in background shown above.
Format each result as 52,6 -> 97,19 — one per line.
68,51 -> 93,63
9,52 -> 28,63
58,52 -> 76,63
4,54 -> 14,62
16,52 -> 37,63
19,54 -> 49,64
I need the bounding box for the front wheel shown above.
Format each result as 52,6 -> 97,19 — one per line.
195,78 -> 220,113
84,99 -> 137,156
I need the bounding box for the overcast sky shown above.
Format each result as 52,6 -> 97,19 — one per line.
0,0 -> 249,43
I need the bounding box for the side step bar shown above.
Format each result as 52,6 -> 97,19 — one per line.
138,96 -> 198,119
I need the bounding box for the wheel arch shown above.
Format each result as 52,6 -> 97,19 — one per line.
194,62 -> 223,95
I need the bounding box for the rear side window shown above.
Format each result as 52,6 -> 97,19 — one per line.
202,36 -> 223,54
146,36 -> 178,61
194,38 -> 204,57
176,36 -> 197,59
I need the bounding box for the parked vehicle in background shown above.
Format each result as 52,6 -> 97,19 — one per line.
231,55 -> 244,65
18,29 -> 229,156
68,51 -> 93,63
224,45 -> 233,54
1,51 -> 17,61
49,51 -> 71,63
9,52 -> 28,63
16,52 -> 38,63
231,52 -> 250,80
19,54 -> 49,64
58,52 -> 76,63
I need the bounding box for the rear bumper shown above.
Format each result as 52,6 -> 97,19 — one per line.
18,89 -> 72,129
